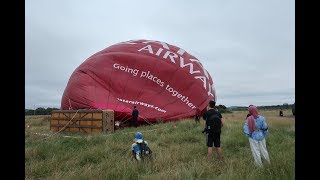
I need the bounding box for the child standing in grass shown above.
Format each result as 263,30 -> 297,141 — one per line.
131,132 -> 152,161
243,105 -> 270,167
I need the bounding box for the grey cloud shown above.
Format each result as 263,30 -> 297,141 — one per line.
26,0 -> 294,108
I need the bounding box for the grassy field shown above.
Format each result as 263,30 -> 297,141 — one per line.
25,109 -> 295,180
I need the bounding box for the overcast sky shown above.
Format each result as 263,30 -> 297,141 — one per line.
25,0 -> 294,109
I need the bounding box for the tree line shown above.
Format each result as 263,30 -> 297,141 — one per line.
229,103 -> 295,114
25,105 -> 231,116
25,103 -> 294,116
25,107 -> 60,115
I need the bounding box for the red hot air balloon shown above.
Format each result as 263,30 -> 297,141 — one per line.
61,40 -> 216,126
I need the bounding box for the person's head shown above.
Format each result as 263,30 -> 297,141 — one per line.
134,132 -> 143,143
134,106 -> 136,109
248,105 -> 259,118
208,100 -> 216,108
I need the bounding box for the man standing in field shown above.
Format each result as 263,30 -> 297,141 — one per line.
202,100 -> 224,160
131,106 -> 139,127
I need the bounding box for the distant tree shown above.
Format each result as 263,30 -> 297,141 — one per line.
25,109 -> 35,115
217,105 -> 226,111
283,103 -> 289,109
216,104 -> 232,113
35,107 -> 46,115
25,107 -> 60,115
46,107 -> 59,114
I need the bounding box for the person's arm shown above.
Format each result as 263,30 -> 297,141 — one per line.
202,111 -> 207,120
219,112 -> 223,127
260,117 -> 269,137
131,143 -> 136,159
261,117 -> 268,130
243,118 -> 250,137
132,143 -> 141,160
132,150 -> 135,159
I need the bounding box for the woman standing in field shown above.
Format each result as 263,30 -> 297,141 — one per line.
243,105 -> 270,167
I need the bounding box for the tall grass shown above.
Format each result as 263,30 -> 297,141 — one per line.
25,110 -> 294,180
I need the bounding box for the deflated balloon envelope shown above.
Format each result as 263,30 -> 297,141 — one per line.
61,39 -> 216,124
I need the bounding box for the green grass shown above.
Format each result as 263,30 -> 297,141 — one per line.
25,110 -> 295,180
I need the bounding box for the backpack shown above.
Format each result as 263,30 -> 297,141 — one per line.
137,141 -> 152,160
205,114 -> 221,134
